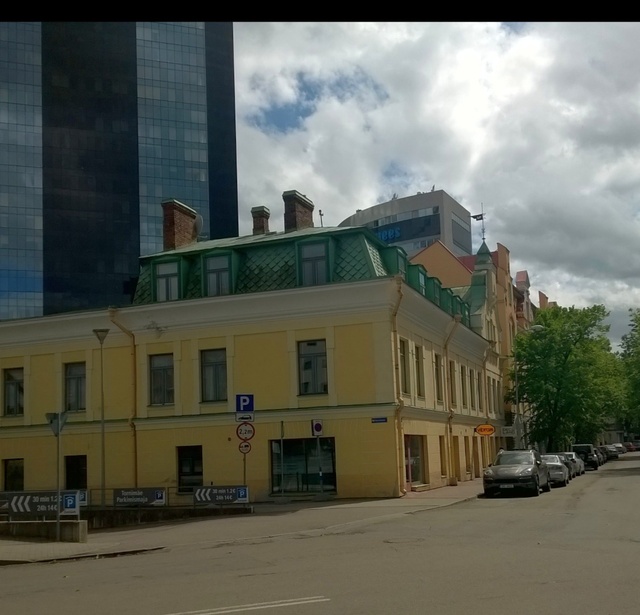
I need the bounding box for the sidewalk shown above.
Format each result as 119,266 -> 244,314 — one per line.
0,479 -> 483,566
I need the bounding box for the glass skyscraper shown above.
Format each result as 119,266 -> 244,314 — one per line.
0,22 -> 238,319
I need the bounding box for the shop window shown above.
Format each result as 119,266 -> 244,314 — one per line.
271,437 -> 336,494
177,445 -> 203,493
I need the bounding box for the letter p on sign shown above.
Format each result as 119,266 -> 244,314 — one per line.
236,394 -> 254,413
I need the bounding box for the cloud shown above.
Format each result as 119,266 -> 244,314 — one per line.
233,22 -> 640,347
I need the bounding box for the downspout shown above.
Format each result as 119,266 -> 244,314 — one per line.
444,314 -> 461,486
391,275 -> 405,496
108,307 -> 139,488
482,346 -> 491,463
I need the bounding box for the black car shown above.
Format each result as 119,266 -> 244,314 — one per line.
572,444 -> 599,470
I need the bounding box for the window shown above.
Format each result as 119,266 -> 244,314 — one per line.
65,455 -> 87,489
300,243 -> 327,286
470,369 -> 476,409
478,373 -> 484,411
150,354 -> 174,405
65,363 -> 86,412
155,261 -> 179,302
434,354 -> 444,402
3,368 -> 24,416
449,360 -> 457,406
461,365 -> 468,408
177,445 -> 203,493
298,340 -> 328,395
415,346 -> 425,397
201,349 -> 227,402
3,458 -> 24,491
399,339 -> 410,394
205,255 -> 230,296
271,437 -> 336,494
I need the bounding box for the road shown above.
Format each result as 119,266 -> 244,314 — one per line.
1,456 -> 639,615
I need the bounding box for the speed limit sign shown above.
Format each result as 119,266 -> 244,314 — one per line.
236,422 -> 255,441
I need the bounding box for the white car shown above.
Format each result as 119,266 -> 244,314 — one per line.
542,454 -> 570,487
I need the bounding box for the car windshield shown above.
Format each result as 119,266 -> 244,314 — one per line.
494,452 -> 533,465
542,455 -> 560,463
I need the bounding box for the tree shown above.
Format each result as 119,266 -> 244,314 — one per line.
506,304 -> 621,451
620,308 -> 640,435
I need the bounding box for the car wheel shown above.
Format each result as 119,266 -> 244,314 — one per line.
530,477 -> 540,497
483,490 -> 493,498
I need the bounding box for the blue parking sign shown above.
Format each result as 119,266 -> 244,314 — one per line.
236,394 -> 254,413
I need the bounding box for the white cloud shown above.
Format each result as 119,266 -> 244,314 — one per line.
233,22 -> 640,344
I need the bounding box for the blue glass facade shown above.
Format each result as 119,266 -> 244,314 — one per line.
0,21 -> 238,319
0,22 -> 43,319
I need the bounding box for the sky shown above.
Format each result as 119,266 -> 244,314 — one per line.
232,22 -> 640,349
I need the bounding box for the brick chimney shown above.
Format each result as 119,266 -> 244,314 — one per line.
251,205 -> 270,235
162,199 -> 198,251
283,190 -> 314,233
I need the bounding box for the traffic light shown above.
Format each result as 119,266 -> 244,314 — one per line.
311,419 -> 323,437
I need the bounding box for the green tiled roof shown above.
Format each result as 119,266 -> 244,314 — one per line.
132,224 -> 471,326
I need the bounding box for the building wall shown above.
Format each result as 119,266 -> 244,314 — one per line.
0,277 -> 499,502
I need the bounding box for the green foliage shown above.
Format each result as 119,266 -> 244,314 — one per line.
508,304 -> 626,450
620,308 -> 640,433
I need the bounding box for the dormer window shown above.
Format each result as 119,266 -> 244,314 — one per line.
205,255 -> 230,296
300,242 -> 327,286
155,261 -> 179,302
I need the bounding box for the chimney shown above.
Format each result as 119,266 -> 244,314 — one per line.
162,199 -> 198,251
283,190 -> 314,233
251,205 -> 270,235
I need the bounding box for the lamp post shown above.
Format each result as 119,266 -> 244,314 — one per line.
93,328 -> 109,509
513,324 -> 545,448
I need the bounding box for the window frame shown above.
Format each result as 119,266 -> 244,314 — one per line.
204,253 -> 231,297
154,259 -> 180,302
200,348 -> 227,402
65,362 -> 86,413
399,338 -> 410,394
149,354 -> 174,406
3,367 -> 24,417
298,339 -> 328,396
415,345 -> 425,398
299,241 -> 328,287
434,353 -> 444,402
448,360 -> 457,406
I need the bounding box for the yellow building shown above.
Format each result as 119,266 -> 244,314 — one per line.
0,192 -> 500,504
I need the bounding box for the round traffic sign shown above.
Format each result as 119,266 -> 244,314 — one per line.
236,422 -> 255,441
239,441 -> 252,454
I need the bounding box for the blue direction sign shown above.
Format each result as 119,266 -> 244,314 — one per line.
194,486 -> 249,504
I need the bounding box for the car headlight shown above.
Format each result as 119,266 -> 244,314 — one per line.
483,469 -> 494,477
520,467 -> 533,474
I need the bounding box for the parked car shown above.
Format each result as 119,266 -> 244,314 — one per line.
604,445 -> 619,460
596,446 -> 609,463
572,444 -> 599,470
563,451 -> 585,475
623,442 -> 636,452
542,454 -> 570,487
632,441 -> 640,450
556,452 -> 577,478
594,447 -> 606,465
612,443 -> 627,454
483,449 -> 551,498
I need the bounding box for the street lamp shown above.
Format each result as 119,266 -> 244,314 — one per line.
513,324 -> 545,447
93,328 -> 109,509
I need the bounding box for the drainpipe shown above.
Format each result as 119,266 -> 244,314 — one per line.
443,314 -> 461,486
481,346 -> 491,463
108,307 -> 139,488
391,275 -> 405,496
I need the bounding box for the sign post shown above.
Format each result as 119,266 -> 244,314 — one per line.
236,421 -> 255,487
311,420 -> 324,493
46,411 -> 68,542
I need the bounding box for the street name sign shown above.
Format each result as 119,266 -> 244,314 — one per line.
501,426 -> 517,437
113,488 -> 167,507
194,486 -> 249,504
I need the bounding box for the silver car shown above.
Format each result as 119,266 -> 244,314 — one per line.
563,451 -> 585,475
483,449 -> 551,498
542,454 -> 570,487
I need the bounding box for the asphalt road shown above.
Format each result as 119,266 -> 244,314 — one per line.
2,456 -> 639,615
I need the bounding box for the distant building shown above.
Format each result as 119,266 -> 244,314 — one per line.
0,22 -> 238,320
338,189 -> 473,258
